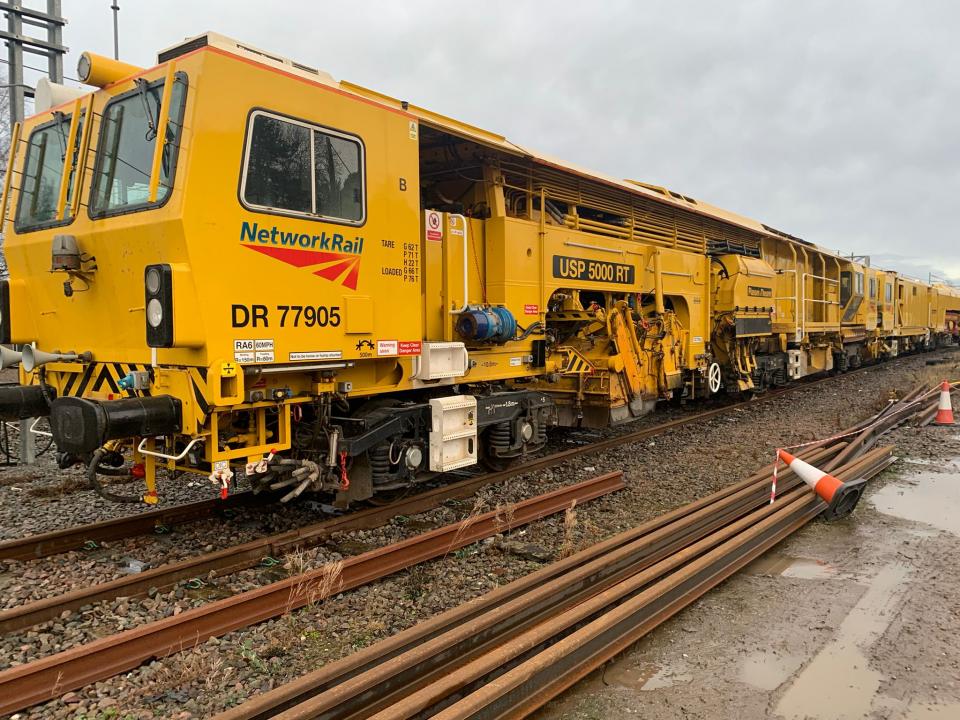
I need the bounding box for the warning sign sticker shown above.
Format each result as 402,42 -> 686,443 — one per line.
289,351 -> 342,362
377,340 -> 398,356
524,304 -> 539,315
398,340 -> 422,356
425,210 -> 442,242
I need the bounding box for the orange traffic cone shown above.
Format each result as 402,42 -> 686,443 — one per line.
777,449 -> 867,520
934,381 -> 955,425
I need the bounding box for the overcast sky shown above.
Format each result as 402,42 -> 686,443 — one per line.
28,0 -> 960,281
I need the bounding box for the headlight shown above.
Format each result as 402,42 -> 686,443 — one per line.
145,267 -> 162,295
147,298 -> 164,328
144,264 -> 173,347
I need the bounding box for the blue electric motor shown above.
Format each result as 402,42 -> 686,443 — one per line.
456,305 -> 518,344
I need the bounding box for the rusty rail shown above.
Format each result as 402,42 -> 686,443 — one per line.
0,472 -> 624,716
427,456 -> 894,720
0,459 -> 621,633
0,491 -> 263,561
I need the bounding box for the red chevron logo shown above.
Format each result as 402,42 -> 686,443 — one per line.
243,245 -> 362,290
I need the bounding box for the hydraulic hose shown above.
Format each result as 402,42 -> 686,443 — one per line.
86,448 -> 143,503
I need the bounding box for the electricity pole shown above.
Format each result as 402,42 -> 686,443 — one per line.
0,0 -> 67,129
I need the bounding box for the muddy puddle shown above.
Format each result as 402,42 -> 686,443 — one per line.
775,563 -> 910,719
870,469 -> 960,535
745,553 -> 842,580
738,650 -> 805,691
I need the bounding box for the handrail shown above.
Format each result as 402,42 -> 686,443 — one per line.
136,436 -> 202,461
54,98 -> 82,221
447,213 -> 470,314
147,61 -> 176,203
0,121 -> 22,234
70,94 -> 95,219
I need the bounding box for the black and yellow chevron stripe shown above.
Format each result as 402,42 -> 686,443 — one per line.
561,349 -> 595,375
60,363 -> 153,398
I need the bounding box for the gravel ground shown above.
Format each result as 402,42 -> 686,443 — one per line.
1,349 -> 957,719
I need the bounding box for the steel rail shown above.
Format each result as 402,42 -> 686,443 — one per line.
426,456 -> 895,720
0,472 -> 624,717
214,445 -> 890,720
214,444 -> 843,720
0,491 -> 264,561
229,450 -> 892,720
0,347 -> 921,562
0,457 -> 627,633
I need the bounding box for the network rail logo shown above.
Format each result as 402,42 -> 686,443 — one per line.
239,221 -> 365,290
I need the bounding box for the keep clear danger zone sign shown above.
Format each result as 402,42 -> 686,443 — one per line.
425,210 -> 442,241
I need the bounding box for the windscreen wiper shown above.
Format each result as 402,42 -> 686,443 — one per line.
134,78 -> 158,141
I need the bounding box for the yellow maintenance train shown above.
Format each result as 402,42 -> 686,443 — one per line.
1,33 -> 958,504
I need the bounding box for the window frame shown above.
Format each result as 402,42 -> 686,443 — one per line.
238,107 -> 367,228
14,111 -> 84,233
86,70 -> 189,220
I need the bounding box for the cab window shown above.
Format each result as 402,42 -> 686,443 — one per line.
241,110 -> 365,225
869,277 -> 877,299
855,272 -> 864,295
885,284 -> 893,302
15,112 -> 85,231
89,73 -> 188,217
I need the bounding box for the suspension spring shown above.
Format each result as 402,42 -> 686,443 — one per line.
369,446 -> 392,484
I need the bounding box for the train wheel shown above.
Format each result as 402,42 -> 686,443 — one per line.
707,363 -> 723,394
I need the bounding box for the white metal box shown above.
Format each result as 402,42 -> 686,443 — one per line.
414,341 -> 469,381
428,395 -> 478,471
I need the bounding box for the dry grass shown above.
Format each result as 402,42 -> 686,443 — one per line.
285,556 -> 345,614
153,646 -> 231,693
493,502 -> 516,535
558,499 -> 579,559
27,475 -> 89,497
448,495 -> 488,555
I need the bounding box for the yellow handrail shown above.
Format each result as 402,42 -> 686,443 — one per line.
147,62 -> 176,204
55,98 -> 83,221
70,94 -> 95,219
0,121 -> 22,234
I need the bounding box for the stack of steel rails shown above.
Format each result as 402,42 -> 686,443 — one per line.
213,445 -> 893,720
214,384 -> 952,720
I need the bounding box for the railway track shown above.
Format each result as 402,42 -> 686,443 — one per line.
1,358 -> 939,635
0,473 -> 625,715
0,350 -> 930,563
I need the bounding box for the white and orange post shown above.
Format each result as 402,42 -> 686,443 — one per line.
935,381 -> 955,425
777,449 -> 867,520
